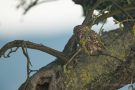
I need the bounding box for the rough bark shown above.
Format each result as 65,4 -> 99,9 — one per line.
17,29 -> 135,90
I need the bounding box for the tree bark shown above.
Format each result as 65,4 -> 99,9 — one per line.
18,29 -> 135,90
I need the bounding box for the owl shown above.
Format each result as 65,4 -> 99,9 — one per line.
74,25 -> 103,54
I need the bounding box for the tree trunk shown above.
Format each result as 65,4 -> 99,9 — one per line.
19,29 -> 135,90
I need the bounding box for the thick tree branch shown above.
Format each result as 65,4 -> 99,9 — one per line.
0,40 -> 68,61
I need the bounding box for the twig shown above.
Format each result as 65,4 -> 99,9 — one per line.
21,42 -> 32,90
99,19 -> 106,35
37,0 -> 57,6
3,47 -> 19,58
22,42 -> 32,67
63,48 -> 81,73
29,69 -> 38,73
64,48 -> 81,67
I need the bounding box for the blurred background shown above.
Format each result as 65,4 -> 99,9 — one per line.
0,0 -> 128,90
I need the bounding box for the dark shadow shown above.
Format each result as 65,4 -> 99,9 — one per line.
36,82 -> 50,90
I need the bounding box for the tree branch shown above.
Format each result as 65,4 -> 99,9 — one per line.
0,40 -> 68,61
22,0 -> 57,14
82,0 -> 112,26
110,0 -> 133,19
93,5 -> 135,25
82,0 -> 102,26
82,0 -> 135,27
23,0 -> 39,14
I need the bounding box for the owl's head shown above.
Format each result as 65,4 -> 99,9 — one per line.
74,25 -> 90,40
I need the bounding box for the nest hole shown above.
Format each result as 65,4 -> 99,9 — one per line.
36,82 -> 50,90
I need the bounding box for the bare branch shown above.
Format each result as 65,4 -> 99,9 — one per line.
22,0 -> 58,14
21,43 -> 32,66
23,0 -> 39,14
64,48 -> 81,70
22,46 -> 31,90
3,47 -> 19,58
0,40 -> 68,61
37,0 -> 58,6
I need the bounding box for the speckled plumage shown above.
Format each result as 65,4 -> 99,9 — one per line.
74,25 -> 103,54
